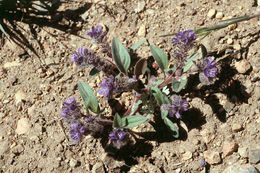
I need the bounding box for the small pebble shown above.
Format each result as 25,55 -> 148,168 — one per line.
92,162 -> 105,173
232,123 -> 243,132
137,24 -> 146,37
175,168 -> 181,173
69,158 -> 78,167
222,141 -> 239,157
216,12 -> 224,19
196,19 -> 205,26
227,38 -> 233,45
233,43 -> 241,50
207,9 -> 216,19
45,58 -> 54,66
135,1 -> 146,13
182,151 -> 193,161
235,60 -> 251,74
203,150 -> 221,165
238,147 -> 248,158
15,118 -> 30,135
228,23 -> 237,30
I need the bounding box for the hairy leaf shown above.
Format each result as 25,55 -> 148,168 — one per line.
78,81 -> 100,113
163,117 -> 179,138
122,114 -> 151,129
113,113 -> 123,128
151,87 -> 170,106
112,38 -> 131,74
150,45 -> 168,72
172,75 -> 187,92
130,40 -> 145,51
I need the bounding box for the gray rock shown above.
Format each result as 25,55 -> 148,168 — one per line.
223,100 -> 235,113
223,163 -> 259,173
235,60 -> 251,74
135,1 -> 146,13
0,140 -> 9,156
92,162 -> 105,173
203,150 -> 221,165
69,158 -> 78,167
238,147 -> 248,158
249,150 -> 260,164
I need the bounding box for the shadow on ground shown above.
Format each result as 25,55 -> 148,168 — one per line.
0,0 -> 92,58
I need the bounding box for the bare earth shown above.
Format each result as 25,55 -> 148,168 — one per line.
0,0 -> 260,172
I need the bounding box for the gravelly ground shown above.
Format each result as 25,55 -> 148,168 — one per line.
0,0 -> 260,172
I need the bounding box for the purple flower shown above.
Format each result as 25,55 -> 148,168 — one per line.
161,95 -> 189,119
87,25 -> 112,59
172,30 -> 196,45
87,25 -> 105,41
109,129 -> 128,149
69,122 -> 85,143
61,97 -> 81,124
171,30 -> 197,75
98,76 -> 138,97
70,47 -> 100,66
70,47 -> 88,64
200,158 -> 207,167
98,76 -> 116,97
202,57 -> 218,78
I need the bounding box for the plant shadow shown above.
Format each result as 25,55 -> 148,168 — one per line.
1,0 -> 92,59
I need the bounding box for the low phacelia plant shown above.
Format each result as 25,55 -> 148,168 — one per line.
61,14 -> 259,149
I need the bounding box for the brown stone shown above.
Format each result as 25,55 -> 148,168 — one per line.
222,141 -> 239,157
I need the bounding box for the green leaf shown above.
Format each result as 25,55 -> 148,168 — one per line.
183,61 -> 194,73
89,67 -> 100,78
122,114 -> 151,129
172,75 -> 187,92
163,117 -> 179,138
150,45 -> 168,72
183,53 -> 200,72
130,40 -> 145,51
112,38 -> 131,74
161,110 -> 168,119
151,87 -> 170,106
186,52 -> 200,63
150,79 -> 163,88
78,81 -> 100,113
113,113 -> 123,128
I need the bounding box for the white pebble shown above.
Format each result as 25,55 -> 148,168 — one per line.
208,9 -> 216,19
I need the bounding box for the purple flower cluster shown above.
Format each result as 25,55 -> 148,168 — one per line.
172,30 -> 196,45
69,122 -> 86,143
109,129 -> 128,149
202,57 -> 218,78
98,76 -> 116,97
98,76 -> 138,98
87,25 -> 105,42
61,97 -> 81,124
87,25 -> 112,58
161,95 -> 189,119
71,47 -> 100,66
199,57 -> 218,85
70,47 -> 116,76
61,97 -> 106,143
171,30 -> 197,75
